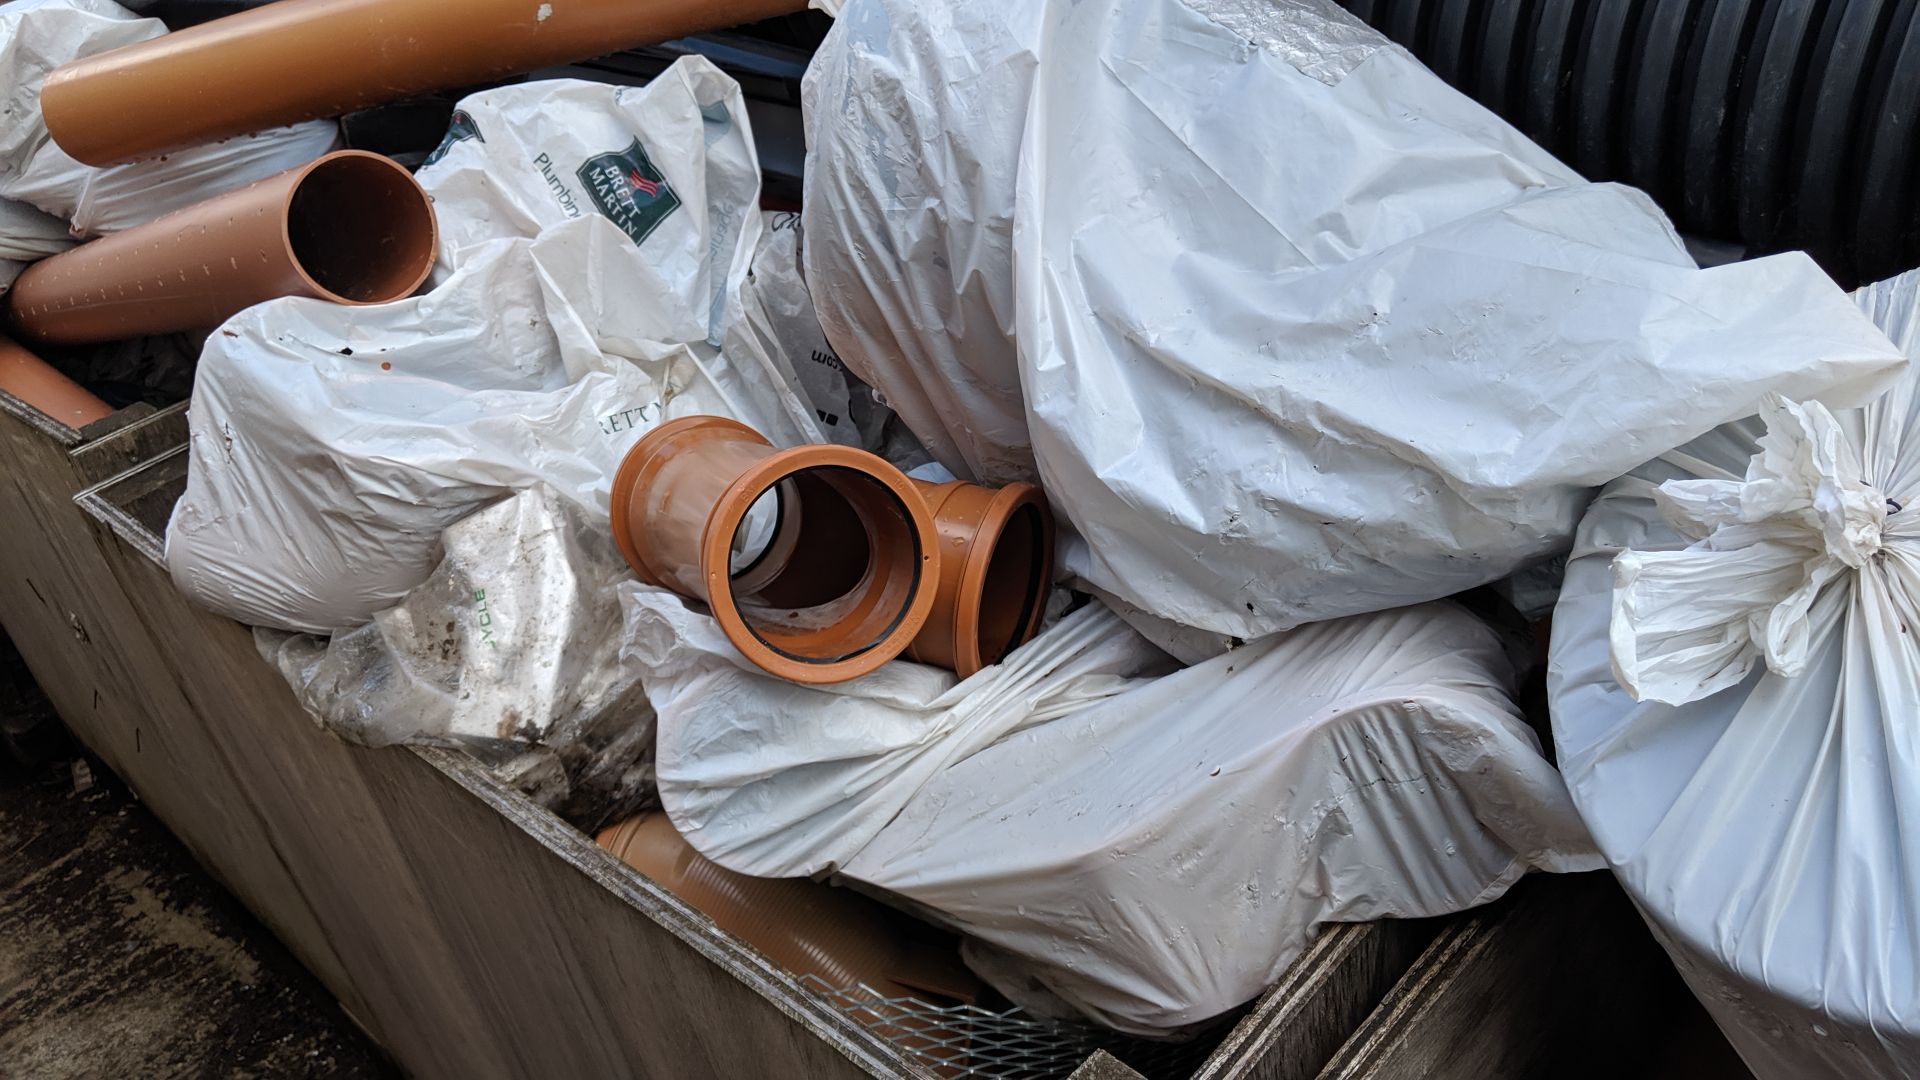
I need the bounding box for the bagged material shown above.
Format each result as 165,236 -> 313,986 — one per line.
802,1 -> 1047,484
633,586 -> 1596,1032
417,65 -> 818,450
847,601 -> 1597,1033
0,0 -> 340,238
1548,270 -> 1920,1080
260,488 -> 652,828
0,197 -> 73,292
804,0 -> 1906,639
635,593 -> 1173,878
166,214 -> 804,633
259,487 -> 653,830
723,211 -> 891,451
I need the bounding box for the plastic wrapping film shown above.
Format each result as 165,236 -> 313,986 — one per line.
259,487 -> 654,831
165,69 -> 819,634
0,198 -> 73,294
415,64 -> 834,452
1547,269 -> 1920,1080
802,0 -> 1908,644
0,0 -> 340,239
632,587 -> 1599,1033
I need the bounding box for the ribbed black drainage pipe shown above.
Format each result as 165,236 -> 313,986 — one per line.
1339,0 -> 1920,286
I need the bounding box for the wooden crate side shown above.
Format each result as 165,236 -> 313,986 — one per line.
0,404 -> 359,1009
69,449 -> 924,1079
1313,872 -> 1680,1080
1193,920 -> 1440,1080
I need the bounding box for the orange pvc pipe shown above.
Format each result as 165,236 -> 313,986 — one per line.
0,335 -> 112,430
42,0 -> 811,166
5,151 -> 435,346
903,479 -> 1056,678
596,813 -> 981,1005
611,415 -> 940,685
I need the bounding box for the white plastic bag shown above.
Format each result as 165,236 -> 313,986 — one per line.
802,0 -> 1048,484
0,196 -> 72,292
166,215 -> 799,633
257,487 -> 654,830
804,0 -> 1907,641
847,600 -> 1597,1033
722,210 -> 891,451
1547,270 -> 1920,1080
417,65 -> 817,449
633,592 -> 1173,878
632,585 -> 1596,1032
0,0 -> 340,237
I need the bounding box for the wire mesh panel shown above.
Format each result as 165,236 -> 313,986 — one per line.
802,977 -> 1234,1080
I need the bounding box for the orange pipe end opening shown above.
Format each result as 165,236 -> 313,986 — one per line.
907,480 -> 1056,678
612,416 -> 941,685
284,151 -> 438,305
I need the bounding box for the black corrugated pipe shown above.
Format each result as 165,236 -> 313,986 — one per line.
1342,0 -> 1920,287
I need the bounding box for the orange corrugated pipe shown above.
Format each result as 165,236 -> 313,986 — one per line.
42,0 -> 812,166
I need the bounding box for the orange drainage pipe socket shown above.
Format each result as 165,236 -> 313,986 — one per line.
596,813 -> 981,1006
0,336 -> 112,430
42,0 -> 811,166
5,150 -> 436,347
903,479 -> 1055,678
611,415 -> 940,685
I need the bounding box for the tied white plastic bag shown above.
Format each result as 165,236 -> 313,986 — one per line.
631,585 -> 1596,1032
1548,270 -> 1920,1080
166,214 -> 794,633
804,0 -> 1906,640
418,65 -> 818,449
258,487 -> 654,830
0,0 -> 340,237
632,591 -> 1173,878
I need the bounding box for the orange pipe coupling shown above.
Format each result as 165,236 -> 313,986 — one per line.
596,813 -> 980,1006
5,151 -> 436,346
612,415 -> 941,685
0,335 -> 113,430
902,479 -> 1055,678
42,0 -> 812,166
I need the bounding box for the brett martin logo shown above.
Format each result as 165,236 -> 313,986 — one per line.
576,138 -> 682,247
423,109 -> 482,167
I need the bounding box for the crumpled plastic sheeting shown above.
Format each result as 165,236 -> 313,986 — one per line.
0,0 -> 340,238
0,197 -> 71,292
165,214 -> 796,633
801,0 -> 1049,484
634,591 -> 1171,879
417,65 -> 818,451
722,210 -> 892,451
845,600 -> 1599,1033
1548,269 -> 1920,1080
805,0 -> 1907,642
1180,0 -> 1381,85
258,487 -> 654,832
632,584 -> 1597,1032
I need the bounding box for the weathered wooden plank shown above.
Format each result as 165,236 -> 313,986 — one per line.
1193,920 -> 1439,1080
1313,872 -> 1683,1080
